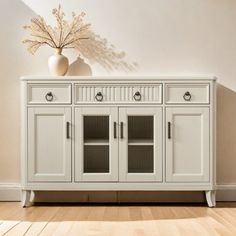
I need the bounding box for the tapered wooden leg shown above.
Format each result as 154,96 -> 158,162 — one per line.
205,190 -> 216,207
22,190 -> 31,208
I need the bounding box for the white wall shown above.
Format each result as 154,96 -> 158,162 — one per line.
0,0 -> 50,183
1,0 -> 236,200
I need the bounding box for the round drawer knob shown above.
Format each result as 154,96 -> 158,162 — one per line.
183,91 -> 192,101
45,92 -> 54,102
133,91 -> 142,101
95,92 -> 103,102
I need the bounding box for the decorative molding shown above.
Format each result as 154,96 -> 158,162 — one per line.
216,184 -> 236,201
216,184 -> 236,190
0,183 -> 236,202
0,183 -> 21,201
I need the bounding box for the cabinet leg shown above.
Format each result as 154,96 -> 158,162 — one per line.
22,190 -> 31,208
205,190 -> 216,207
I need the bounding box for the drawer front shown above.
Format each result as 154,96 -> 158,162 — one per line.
28,84 -> 72,104
165,83 -> 210,104
75,84 -> 162,104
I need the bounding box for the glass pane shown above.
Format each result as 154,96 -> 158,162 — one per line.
128,116 -> 153,141
128,146 -> 153,173
84,116 -> 109,141
84,146 -> 109,173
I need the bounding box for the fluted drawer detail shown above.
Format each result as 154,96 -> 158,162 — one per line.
75,84 -> 162,103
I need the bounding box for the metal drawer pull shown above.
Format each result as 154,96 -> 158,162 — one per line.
114,122 -> 117,139
66,122 -> 70,139
95,92 -> 103,102
168,122 -> 171,139
120,122 -> 124,139
133,91 -> 142,101
183,91 -> 192,101
45,92 -> 54,102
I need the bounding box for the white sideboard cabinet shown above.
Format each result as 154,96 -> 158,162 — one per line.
21,76 -> 216,207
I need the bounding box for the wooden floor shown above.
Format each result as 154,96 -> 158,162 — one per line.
0,202 -> 236,236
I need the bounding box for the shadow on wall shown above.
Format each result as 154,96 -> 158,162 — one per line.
74,31 -> 138,73
217,83 -> 236,184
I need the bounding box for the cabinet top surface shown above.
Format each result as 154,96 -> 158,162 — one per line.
20,75 -> 216,82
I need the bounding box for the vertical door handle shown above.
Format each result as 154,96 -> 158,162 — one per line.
168,122 -> 171,139
120,122 -> 124,139
114,122 -> 117,139
66,122 -> 70,139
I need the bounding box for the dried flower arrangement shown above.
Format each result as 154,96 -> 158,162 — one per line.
23,5 -> 90,54
23,5 -> 137,73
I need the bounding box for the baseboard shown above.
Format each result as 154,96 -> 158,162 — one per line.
216,184 -> 236,201
0,183 -> 21,201
0,183 -> 236,202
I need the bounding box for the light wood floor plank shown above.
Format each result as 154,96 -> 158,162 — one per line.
103,206 -> 119,221
186,206 -> 234,236
24,222 -> 48,236
155,220 -> 181,236
38,222 -> 61,236
118,206 -> 130,221
0,221 -> 20,236
207,208 -> 236,235
4,221 -> 32,236
50,207 -> 84,236
0,203 -> 235,236
39,206 -> 80,236
23,206 -> 60,236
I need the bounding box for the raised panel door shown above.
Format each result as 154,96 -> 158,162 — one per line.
28,107 -> 71,182
166,107 -> 210,182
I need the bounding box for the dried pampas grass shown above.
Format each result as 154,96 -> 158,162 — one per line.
23,5 -> 90,54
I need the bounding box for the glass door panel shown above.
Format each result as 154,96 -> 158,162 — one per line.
128,146 -> 153,173
83,115 -> 109,173
119,107 -> 162,182
84,116 -> 109,142
75,107 -> 118,182
84,145 -> 109,173
128,116 -> 153,141
128,116 -> 154,173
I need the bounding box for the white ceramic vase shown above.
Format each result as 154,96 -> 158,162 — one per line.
48,48 -> 69,76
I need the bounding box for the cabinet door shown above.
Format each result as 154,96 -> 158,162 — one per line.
28,107 -> 71,182
75,107 -> 118,182
119,107 -> 163,182
166,107 -> 210,182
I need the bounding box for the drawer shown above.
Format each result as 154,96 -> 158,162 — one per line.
75,84 -> 162,104
27,83 -> 72,104
165,83 -> 210,104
